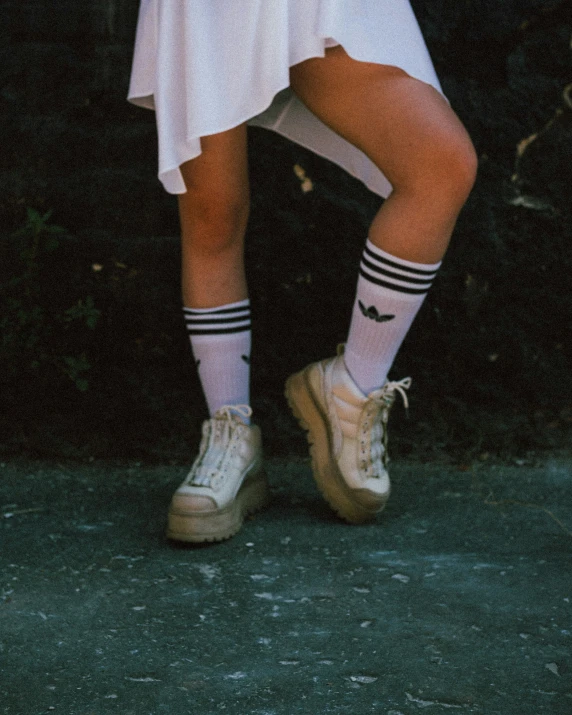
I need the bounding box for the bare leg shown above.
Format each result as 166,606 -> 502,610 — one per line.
284,48 -> 478,524
290,47 -> 477,263
178,123 -> 252,418
178,124 -> 250,308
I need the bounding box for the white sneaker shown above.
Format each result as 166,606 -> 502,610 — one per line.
166,405 -> 269,543
285,351 -> 410,523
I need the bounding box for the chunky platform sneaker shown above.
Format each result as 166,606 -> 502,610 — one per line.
166,405 -> 269,543
285,350 -> 410,523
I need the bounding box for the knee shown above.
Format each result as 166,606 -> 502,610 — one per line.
396,125 -> 478,210
445,131 -> 478,202
179,184 -> 250,253
427,128 -> 478,207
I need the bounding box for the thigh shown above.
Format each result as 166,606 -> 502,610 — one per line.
289,47 -> 473,190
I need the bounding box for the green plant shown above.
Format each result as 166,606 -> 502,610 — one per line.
0,208 -> 101,392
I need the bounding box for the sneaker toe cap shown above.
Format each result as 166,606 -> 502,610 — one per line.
352,476 -> 390,507
170,493 -> 218,513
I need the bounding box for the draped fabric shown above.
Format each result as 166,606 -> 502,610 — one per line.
128,0 -> 443,197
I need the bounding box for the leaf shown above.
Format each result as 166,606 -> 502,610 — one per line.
516,133 -> 538,158
293,164 -> 314,193
349,675 -> 378,684
545,662 -> 560,676
508,195 -> 554,212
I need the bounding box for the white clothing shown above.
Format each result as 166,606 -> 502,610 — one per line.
128,0 -> 444,197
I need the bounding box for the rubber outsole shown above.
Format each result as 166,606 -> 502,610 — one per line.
285,368 -> 388,524
166,471 -> 270,544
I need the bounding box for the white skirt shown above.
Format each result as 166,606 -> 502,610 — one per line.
128,0 -> 444,197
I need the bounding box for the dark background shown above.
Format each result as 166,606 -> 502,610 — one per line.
0,0 -> 571,463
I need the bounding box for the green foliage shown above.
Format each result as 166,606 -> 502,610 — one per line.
0,208 -> 101,391
63,295 -> 100,331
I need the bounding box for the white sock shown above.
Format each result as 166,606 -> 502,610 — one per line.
183,299 -> 251,422
345,239 -> 441,394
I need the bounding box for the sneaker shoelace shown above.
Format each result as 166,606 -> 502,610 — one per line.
188,404 -> 253,488
372,377 -> 412,411
363,377 -> 412,471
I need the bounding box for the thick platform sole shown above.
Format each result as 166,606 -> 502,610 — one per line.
285,368 -> 388,524
166,470 -> 270,544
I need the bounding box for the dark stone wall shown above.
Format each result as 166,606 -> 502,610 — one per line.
1,0 -> 571,461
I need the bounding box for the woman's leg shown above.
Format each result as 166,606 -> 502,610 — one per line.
179,124 -> 250,308
285,48 -> 477,523
290,47 -> 477,264
168,124 -> 269,544
178,124 -> 253,417
290,47 -> 477,392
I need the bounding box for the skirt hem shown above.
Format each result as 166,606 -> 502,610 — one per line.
127,0 -> 444,197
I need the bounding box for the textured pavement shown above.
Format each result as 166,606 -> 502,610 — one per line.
1,456 -> 571,714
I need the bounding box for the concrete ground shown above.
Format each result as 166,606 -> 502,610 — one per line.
1,456 -> 571,714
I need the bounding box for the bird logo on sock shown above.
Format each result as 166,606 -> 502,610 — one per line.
358,300 -> 395,323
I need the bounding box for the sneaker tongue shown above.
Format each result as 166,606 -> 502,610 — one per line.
190,420 -> 227,486
189,409 -> 249,487
192,451 -> 223,487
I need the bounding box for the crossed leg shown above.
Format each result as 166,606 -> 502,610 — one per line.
289,46 -> 477,263
171,46 -> 478,539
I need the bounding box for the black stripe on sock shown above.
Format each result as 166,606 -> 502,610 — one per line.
361,255 -> 434,288
359,267 -> 431,295
186,323 -> 252,336
364,244 -> 439,277
183,304 -> 250,316
185,314 -> 251,326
